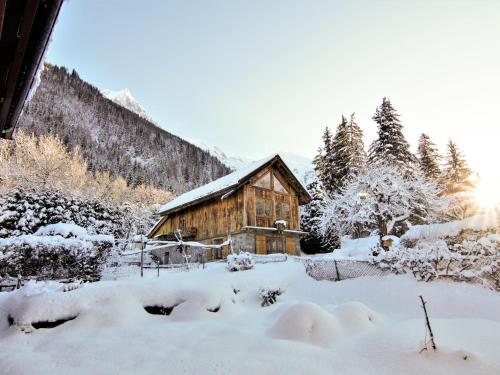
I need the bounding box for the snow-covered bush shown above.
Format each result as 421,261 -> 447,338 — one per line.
0,224 -> 114,281
227,252 -> 255,272
0,189 -> 127,238
259,287 -> 284,307
34,223 -> 89,238
372,229 -> 499,290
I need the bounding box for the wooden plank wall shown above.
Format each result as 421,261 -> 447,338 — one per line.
155,189 -> 244,241
152,165 -> 302,241
246,166 -> 300,230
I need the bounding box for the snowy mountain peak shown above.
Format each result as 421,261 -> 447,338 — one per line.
101,88 -> 151,121
186,138 -> 316,185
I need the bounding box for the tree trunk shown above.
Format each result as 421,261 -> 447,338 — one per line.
378,216 -> 388,250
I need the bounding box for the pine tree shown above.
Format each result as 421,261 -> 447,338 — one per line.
300,179 -> 331,253
346,113 -> 366,176
318,126 -> 336,193
368,97 -> 416,172
327,114 -> 367,193
443,140 -> 472,194
312,146 -> 325,183
417,133 -> 441,180
329,116 -> 350,192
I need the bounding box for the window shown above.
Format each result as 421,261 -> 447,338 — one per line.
275,195 -> 291,221
277,202 -> 290,220
273,175 -> 288,193
253,172 -> 271,189
256,188 -> 273,227
256,198 -> 272,217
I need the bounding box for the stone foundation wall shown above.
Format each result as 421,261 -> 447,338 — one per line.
231,233 -> 256,253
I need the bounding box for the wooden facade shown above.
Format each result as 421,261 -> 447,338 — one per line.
149,155 -> 311,261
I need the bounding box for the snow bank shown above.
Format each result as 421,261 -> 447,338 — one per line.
1,262 -> 500,374
402,214 -> 498,241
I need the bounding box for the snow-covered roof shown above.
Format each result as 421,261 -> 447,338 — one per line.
158,154 -> 310,215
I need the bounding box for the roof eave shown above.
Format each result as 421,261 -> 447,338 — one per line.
0,0 -> 63,139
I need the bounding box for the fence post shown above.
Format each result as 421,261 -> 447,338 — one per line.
334,260 -> 340,281
16,274 -> 22,289
140,242 -> 144,278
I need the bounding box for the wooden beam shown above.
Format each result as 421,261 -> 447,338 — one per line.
0,0 -> 7,39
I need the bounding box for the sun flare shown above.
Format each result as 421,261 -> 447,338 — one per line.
473,179 -> 500,208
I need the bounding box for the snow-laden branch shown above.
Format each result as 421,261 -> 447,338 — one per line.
321,163 -> 446,243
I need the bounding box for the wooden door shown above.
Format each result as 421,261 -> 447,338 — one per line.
256,234 -> 266,255
286,237 -> 297,256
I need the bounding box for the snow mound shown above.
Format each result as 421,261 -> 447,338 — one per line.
270,302 -> 343,346
269,301 -> 381,347
34,223 -> 88,239
328,301 -> 383,335
3,281 -> 83,332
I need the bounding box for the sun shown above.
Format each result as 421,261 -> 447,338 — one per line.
473,178 -> 500,208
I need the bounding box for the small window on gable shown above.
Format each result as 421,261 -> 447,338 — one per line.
254,172 -> 271,189
273,175 -> 288,193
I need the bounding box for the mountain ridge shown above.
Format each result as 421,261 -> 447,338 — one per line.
18,64 -> 231,194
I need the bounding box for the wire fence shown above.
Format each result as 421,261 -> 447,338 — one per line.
299,258 -> 389,281
254,253 -> 389,281
119,250 -> 389,282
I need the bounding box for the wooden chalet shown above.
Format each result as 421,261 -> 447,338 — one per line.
148,154 -> 311,262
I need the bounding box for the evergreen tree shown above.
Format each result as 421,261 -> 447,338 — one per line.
368,97 -> 416,172
312,146 -> 325,183
443,140 -> 473,194
327,114 -> 367,193
346,113 -> 366,176
328,116 -> 349,192
300,179 -> 330,253
417,133 -> 441,180
318,126 -> 335,193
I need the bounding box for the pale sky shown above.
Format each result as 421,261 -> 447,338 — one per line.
47,0 -> 500,182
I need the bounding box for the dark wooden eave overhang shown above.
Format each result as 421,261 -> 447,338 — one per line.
0,0 -> 63,139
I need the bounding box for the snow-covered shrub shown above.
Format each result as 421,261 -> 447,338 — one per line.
0,230 -> 114,281
259,287 -> 284,307
372,229 -> 499,290
34,223 -> 89,238
0,189 -> 127,238
227,252 -> 255,272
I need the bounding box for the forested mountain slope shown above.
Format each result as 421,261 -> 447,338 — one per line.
18,64 -> 230,193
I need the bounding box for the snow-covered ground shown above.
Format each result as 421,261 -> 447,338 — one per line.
1,261 -> 499,375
